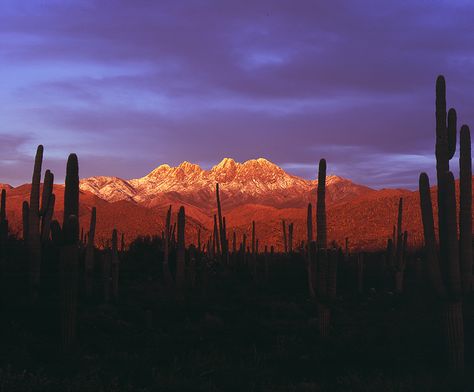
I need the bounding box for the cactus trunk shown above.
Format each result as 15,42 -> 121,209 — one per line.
316,159 -> 327,250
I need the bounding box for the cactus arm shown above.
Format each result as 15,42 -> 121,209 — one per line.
419,173 -> 446,297
41,194 -> 55,242
63,154 -> 79,230
40,169 -> 54,216
447,108 -> 457,160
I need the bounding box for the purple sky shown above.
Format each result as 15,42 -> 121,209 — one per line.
0,0 -> 473,189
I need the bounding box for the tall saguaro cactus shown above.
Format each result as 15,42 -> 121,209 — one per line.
40,170 -> 55,242
315,158 -> 336,338
63,154 -> 79,236
29,145 -> 43,302
418,76 -> 472,370
60,214 -> 79,350
394,198 -> 408,293
59,153 -> 81,350
316,159 -> 327,250
282,220 -> 287,253
216,184 -> 228,264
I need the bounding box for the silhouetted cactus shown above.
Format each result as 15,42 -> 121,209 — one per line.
28,145 -> 43,302
418,76 -> 472,370
60,214 -> 79,350
315,158 -> 336,337
394,198 -> 408,293
216,183 -> 228,264
63,154 -> 79,236
316,159 -> 327,250
282,220 -> 287,253
213,214 -> 219,258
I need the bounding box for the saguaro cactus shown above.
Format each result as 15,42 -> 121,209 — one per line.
394,198 -> 408,293
28,145 -> 43,301
213,214 -> 220,258
63,154 -> 79,235
288,223 -> 294,253
316,159 -> 327,250
418,76 -> 472,370
57,152 -> 81,349
315,158 -> 337,337
40,170 -> 54,241
60,214 -> 79,350
282,220 -> 287,253
216,184 -> 228,264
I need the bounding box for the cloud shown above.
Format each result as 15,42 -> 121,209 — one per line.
0,0 -> 473,188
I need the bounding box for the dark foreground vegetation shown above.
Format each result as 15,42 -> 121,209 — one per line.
0,76 -> 471,391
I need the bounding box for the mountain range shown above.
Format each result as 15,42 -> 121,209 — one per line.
1,158 -> 472,251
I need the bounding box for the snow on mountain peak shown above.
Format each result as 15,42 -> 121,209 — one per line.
178,161 -> 202,173
79,158 -> 365,206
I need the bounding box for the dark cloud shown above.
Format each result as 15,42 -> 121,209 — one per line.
0,0 -> 473,188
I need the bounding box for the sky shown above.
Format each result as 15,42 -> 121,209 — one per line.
0,0 -> 473,189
